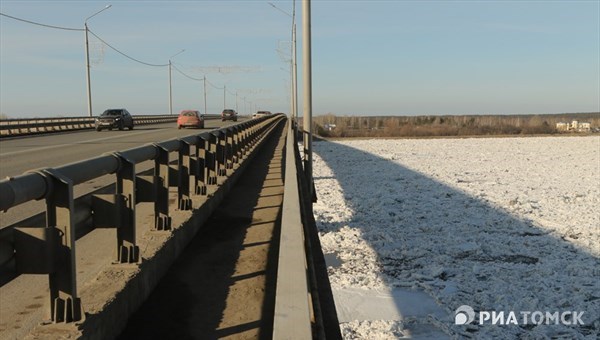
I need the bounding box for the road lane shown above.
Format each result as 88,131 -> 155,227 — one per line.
0,118 -> 248,178
0,118 -> 249,227
0,119 -> 284,340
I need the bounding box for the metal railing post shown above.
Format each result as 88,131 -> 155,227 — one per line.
153,144 -> 172,230
206,134 -> 218,185
195,136 -> 209,195
113,152 -> 139,263
43,168 -> 83,323
225,128 -> 234,169
177,139 -> 193,211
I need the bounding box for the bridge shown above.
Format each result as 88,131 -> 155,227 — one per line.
0,115 -> 341,339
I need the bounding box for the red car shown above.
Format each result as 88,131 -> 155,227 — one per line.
177,110 -> 205,129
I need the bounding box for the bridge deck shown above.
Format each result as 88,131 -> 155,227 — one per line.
117,121 -> 286,338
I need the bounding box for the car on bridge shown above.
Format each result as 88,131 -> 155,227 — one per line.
95,109 -> 134,131
252,110 -> 272,119
221,109 -> 238,122
177,110 -> 205,129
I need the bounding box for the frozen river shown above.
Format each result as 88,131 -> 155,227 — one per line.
312,136 -> 599,339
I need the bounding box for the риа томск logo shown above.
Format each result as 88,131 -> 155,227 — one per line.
454,305 -> 585,326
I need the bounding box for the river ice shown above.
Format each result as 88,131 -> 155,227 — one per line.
312,136 -> 599,339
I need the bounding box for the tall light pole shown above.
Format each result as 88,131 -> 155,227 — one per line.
223,85 -> 226,109
268,1 -> 298,121
85,4 -> 111,117
203,76 -> 207,115
168,49 -> 185,114
292,15 -> 298,122
302,0 -> 314,197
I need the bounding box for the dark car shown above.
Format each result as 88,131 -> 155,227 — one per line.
177,110 -> 205,129
221,109 -> 238,122
95,109 -> 134,131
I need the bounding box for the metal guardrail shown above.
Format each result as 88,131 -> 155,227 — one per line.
274,120 -> 314,338
0,114 -> 284,323
0,114 -> 221,137
274,120 -> 342,340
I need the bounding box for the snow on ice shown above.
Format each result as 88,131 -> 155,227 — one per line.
312,136 -> 599,339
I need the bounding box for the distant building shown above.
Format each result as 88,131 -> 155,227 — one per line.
324,124 -> 337,131
579,122 -> 591,132
556,120 -> 591,132
571,120 -> 579,130
556,122 -> 569,131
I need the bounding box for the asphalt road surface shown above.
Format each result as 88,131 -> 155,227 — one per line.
0,118 -> 249,228
0,116 -> 282,339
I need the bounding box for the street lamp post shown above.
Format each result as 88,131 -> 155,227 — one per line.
203,76 -> 207,115
302,0 -> 314,198
168,49 -> 185,114
268,1 -> 298,121
85,4 -> 111,117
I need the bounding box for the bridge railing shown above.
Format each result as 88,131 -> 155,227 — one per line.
274,120 -> 343,339
0,114 -> 284,323
274,119 -> 314,338
0,114 -> 221,137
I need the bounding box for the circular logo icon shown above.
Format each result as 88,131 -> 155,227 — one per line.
455,305 -> 475,325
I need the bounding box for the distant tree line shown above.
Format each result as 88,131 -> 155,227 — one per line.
313,113 -> 599,138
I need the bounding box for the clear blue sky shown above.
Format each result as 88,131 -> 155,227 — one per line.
1,0 -> 598,118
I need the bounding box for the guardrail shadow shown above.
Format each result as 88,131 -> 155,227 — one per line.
117,121 -> 286,339
312,139 -> 598,338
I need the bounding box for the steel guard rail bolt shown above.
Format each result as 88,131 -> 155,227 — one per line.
0,114 -> 285,323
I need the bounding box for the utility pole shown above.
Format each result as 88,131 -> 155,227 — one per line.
85,24 -> 92,117
168,49 -> 185,115
268,1 -> 298,122
203,76 -> 207,115
168,60 -> 172,114
292,18 -> 298,122
84,5 -> 112,117
302,0 -> 313,198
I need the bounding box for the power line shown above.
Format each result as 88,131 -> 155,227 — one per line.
206,79 -> 224,90
171,64 -> 204,81
0,12 -> 84,31
1,12 -> 169,68
88,29 -> 169,67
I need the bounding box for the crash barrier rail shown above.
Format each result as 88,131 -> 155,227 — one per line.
0,114 -> 284,323
0,114 -> 221,138
274,119 -> 344,340
273,119 -> 314,338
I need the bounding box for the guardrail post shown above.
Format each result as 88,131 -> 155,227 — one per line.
113,152 -> 139,263
213,131 -> 227,177
238,124 -> 246,158
207,133 -> 218,185
42,168 -> 83,323
177,139 -> 193,210
153,144 -> 172,230
194,136 -> 208,195
225,128 -> 234,169
232,125 -> 242,163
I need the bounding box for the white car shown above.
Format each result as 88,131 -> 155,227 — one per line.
252,110 -> 271,119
